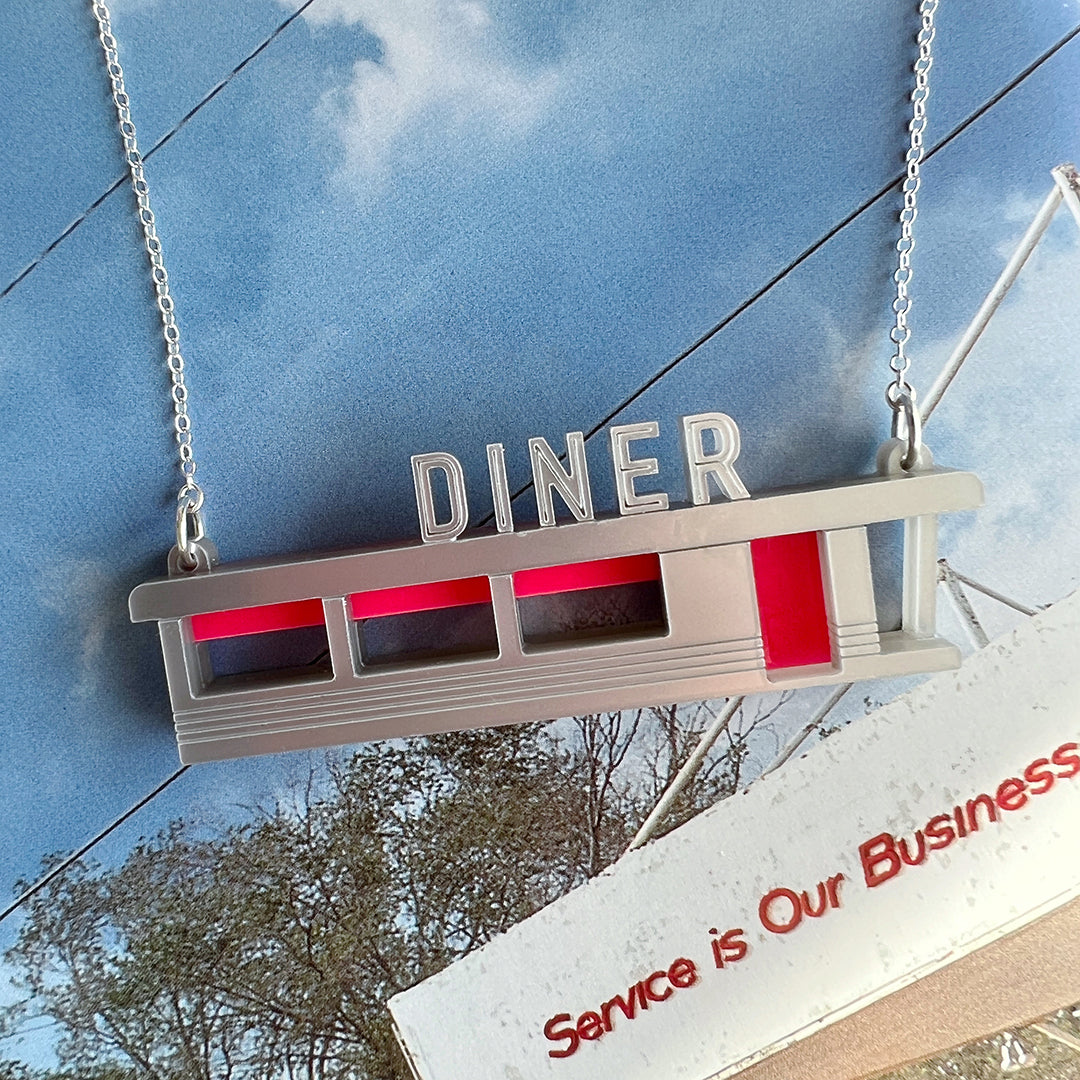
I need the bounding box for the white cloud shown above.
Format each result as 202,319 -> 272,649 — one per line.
37,560 -> 117,702
298,0 -> 562,191
921,216 -> 1080,614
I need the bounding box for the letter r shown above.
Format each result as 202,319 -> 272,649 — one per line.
680,412 -> 749,503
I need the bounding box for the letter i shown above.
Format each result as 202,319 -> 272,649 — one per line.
487,443 -> 514,533
709,928 -> 724,969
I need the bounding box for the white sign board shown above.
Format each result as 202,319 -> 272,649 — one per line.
389,591 -> 1080,1080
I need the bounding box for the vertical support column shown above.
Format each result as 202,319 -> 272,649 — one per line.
903,514 -> 939,638
160,619 -> 208,707
660,544 -> 763,664
489,574 -> 524,661
322,597 -> 358,678
818,527 -> 881,661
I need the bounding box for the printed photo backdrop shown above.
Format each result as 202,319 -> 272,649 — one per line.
1,0 -> 1078,1073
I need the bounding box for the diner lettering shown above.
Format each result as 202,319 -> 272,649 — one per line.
411,412 -> 749,544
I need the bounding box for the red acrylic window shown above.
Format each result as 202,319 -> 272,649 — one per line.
749,532 -> 832,670
512,553 -> 661,598
189,577 -> 495,643
191,599 -> 326,643
348,577 -> 492,620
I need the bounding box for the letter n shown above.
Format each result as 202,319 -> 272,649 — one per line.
530,433 -> 594,526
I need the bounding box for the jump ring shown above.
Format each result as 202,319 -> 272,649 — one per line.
886,385 -> 922,470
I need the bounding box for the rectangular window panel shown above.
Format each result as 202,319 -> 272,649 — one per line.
349,575 -> 497,667
514,555 -> 666,648
191,598 -> 332,686
866,519 -> 903,632
749,532 -> 832,670
205,624 -> 332,684
355,602 -> 498,667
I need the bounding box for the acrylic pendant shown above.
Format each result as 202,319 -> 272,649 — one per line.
130,419 -> 981,764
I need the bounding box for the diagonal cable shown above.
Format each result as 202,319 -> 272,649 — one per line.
0,0 -> 321,300
0,766 -> 189,924
478,21 -> 1080,520
575,21 -> 1080,441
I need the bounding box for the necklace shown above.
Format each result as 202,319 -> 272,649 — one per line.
94,0 -> 981,764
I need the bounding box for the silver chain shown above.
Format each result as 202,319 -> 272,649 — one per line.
91,0 -> 940,510
90,0 -> 205,564
887,0 -> 937,466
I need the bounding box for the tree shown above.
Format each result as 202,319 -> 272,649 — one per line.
4,702 -> 778,1078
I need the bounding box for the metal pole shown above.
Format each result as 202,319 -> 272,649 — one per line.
626,165 -> 1078,858
625,696 -> 743,853
1052,162 -> 1080,230
920,180 -> 1064,425
939,560 -> 990,649
758,683 -> 853,780
946,564 -> 1040,617
1031,1021 -> 1080,1054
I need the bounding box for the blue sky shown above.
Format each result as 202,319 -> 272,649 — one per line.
1,0 -> 1079,1060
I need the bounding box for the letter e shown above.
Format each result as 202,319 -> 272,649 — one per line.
610,421 -> 669,515
995,778 -> 1028,812
667,957 -> 698,989
576,1011 -> 604,1042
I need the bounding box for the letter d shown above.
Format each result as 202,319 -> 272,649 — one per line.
412,452 -> 469,543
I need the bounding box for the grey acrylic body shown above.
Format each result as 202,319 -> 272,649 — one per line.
129,435 -> 982,764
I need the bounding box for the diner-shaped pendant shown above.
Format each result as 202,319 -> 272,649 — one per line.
129,413 -> 982,764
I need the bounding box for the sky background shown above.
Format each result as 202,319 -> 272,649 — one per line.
1,0 -> 1079,1062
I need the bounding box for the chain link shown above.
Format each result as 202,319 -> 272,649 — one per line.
887,0 -> 937,418
90,0 -> 205,562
